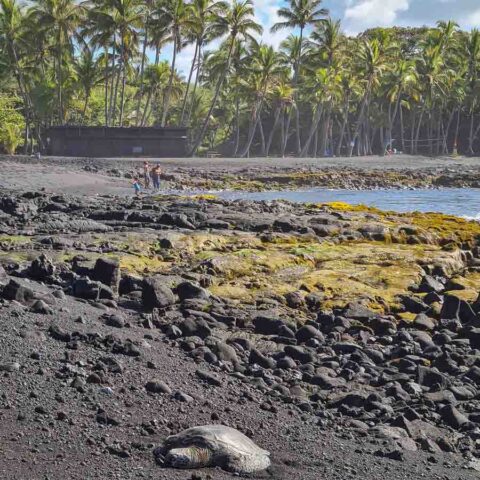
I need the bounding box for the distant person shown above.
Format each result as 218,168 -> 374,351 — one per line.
132,177 -> 142,196
151,164 -> 161,190
143,161 -> 150,188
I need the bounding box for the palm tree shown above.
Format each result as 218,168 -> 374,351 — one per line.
307,17 -> 341,67
300,65 -> 341,156
384,58 -> 417,153
29,0 -> 84,124
300,18 -> 343,156
179,0 -> 227,126
466,29 -> 480,154
238,43 -> 284,157
134,0 -> 155,126
154,0 -> 190,127
265,82 -> 293,156
111,0 -> 142,126
189,0 -> 262,156
202,38 -> 248,153
335,71 -> 359,156
0,0 -> 33,150
140,61 -> 170,125
271,0 -> 328,155
348,39 -> 388,156
84,0 -> 119,125
277,34 -> 302,155
74,45 -> 103,123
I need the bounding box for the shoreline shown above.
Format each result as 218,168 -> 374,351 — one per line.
2,154 -> 480,194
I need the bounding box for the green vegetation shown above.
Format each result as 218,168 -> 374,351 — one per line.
0,0 -> 479,156
0,95 -> 25,153
0,206 -> 478,313
0,234 -> 31,245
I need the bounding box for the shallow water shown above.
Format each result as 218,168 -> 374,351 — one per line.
214,188 -> 480,219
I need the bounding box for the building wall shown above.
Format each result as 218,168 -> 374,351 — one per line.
45,127 -> 187,157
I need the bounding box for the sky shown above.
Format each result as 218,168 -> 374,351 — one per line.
169,0 -> 480,75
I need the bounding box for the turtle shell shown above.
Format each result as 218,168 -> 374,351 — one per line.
165,424 -> 270,471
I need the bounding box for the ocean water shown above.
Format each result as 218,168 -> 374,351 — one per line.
213,188 -> 480,219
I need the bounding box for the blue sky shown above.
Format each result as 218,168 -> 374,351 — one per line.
169,0 -> 480,74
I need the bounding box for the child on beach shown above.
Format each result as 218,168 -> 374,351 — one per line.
132,177 -> 142,196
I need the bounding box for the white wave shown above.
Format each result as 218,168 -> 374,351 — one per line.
462,213 -> 480,221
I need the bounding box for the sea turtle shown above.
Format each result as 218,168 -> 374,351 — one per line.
158,424 -> 271,473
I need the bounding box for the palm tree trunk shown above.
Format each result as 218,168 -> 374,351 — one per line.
281,110 -> 286,155
428,114 -> 433,155
259,116 -> 266,155
348,84 -> 371,157
300,103 -> 323,157
56,34 -> 63,124
313,126 -> 318,157
141,93 -> 152,127
400,104 -> 405,152
239,97 -> 265,158
472,116 -> 480,151
111,62 -> 122,125
454,108 -> 461,154
469,111 -> 475,154
161,34 -> 178,127
282,106 -> 292,156
281,27 -> 304,156
336,96 -> 350,156
23,120 -> 29,155
141,45 -> 160,127
266,105 -> 281,156
190,36 -> 236,156
410,108 -> 416,154
186,44 -> 202,126
82,91 -> 90,124
321,105 -> 332,156
414,105 -> 426,154
337,107 -> 348,157
387,89 -> 403,153
109,33 -> 117,124
293,27 -> 303,155
104,44 -> 109,126
180,40 -> 199,126
119,60 -> 127,126
443,109 -> 455,154
294,105 -> 301,154
232,97 -> 240,156
135,24 -> 149,126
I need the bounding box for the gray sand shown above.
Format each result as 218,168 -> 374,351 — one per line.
0,154 -> 479,196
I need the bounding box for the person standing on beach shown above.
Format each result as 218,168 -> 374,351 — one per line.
143,161 -> 150,188
151,164 -> 161,190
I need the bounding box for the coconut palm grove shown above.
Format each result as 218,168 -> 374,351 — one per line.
0,0 -> 479,157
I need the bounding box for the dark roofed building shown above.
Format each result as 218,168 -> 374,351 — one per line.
45,126 -> 187,157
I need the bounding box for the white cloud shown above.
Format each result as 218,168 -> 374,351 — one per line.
253,0 -> 290,48
171,0 -> 288,76
344,0 -> 410,33
176,43 -> 197,80
464,8 -> 480,28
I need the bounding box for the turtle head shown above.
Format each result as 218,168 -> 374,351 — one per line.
166,447 -> 212,469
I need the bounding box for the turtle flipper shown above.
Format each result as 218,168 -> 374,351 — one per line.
224,452 -> 271,474
165,446 -> 212,469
